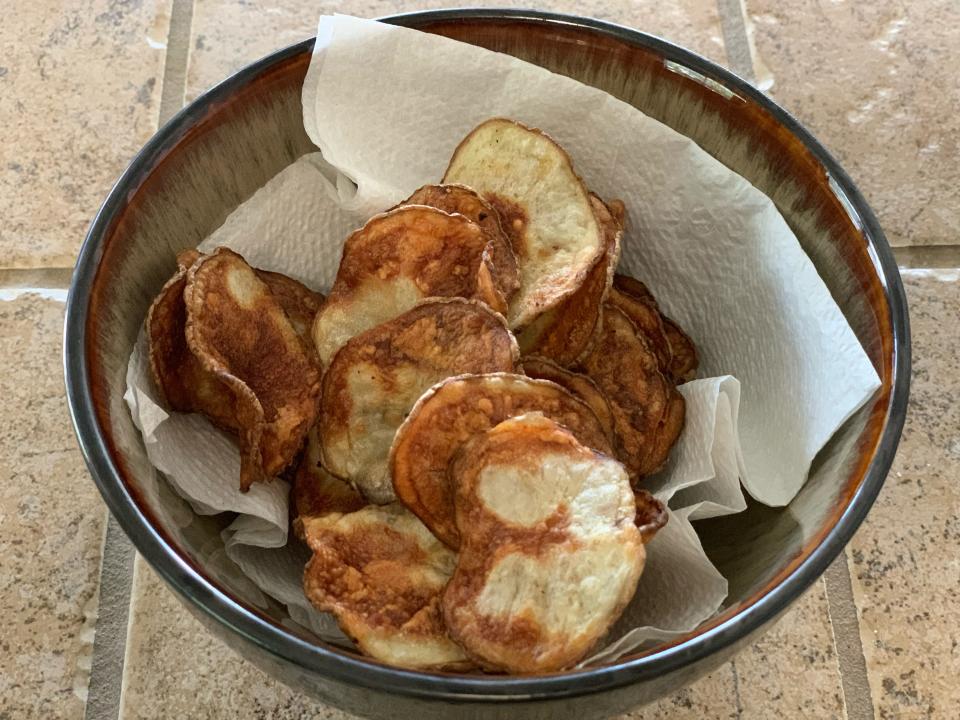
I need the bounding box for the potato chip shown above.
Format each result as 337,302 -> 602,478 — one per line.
302,504 -> 470,670
171,247 -> 322,353
443,119 -> 604,329
319,298 -> 518,504
442,413 -> 648,673
661,316 -> 699,384
400,183 -> 519,312
184,247 -> 322,490
256,269 -> 324,353
292,428 -> 366,541
521,357 -> 615,444
390,372 -> 612,548
606,287 -> 672,373
146,263 -> 238,433
312,206 -> 501,366
613,274 -> 698,383
633,487 -> 670,542
577,304 -> 683,478
517,194 -> 621,365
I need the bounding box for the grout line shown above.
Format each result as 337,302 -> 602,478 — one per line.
158,0 -> 196,125
893,244 -> 960,269
715,0 -> 756,83
116,556 -> 151,719
730,659 -> 744,717
84,516 -> 137,720
824,552 -> 875,720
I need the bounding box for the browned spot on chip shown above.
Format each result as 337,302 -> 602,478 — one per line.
521,356 -> 615,444
607,198 -> 626,227
312,206 -> 499,366
255,269 -> 324,355
390,373 -> 612,549
319,298 -> 518,504
302,504 -> 470,670
633,487 -> 669,543
184,247 -> 322,490
662,316 -> 699,384
578,304 -> 680,478
400,183 -> 519,311
517,195 -> 621,366
613,274 -> 699,383
443,414 -> 645,673
482,193 -> 528,258
607,287 -> 672,374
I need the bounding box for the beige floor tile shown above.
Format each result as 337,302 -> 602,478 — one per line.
733,580 -> 846,718
624,580 -> 845,719
0,1 -> 171,269
848,269 -> 960,718
119,557 -> 355,720
121,558 -> 843,718
186,0 -> 726,101
744,1 -> 960,247
0,294 -> 107,718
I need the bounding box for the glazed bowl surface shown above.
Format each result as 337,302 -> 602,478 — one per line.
64,9 -> 909,719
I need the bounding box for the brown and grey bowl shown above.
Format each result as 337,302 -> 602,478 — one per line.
64,9 -> 909,719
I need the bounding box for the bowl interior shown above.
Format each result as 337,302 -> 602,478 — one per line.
74,12 -> 901,684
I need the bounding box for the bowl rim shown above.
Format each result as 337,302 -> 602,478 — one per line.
64,7 -> 910,703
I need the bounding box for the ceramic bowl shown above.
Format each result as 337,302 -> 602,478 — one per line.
64,9 -> 909,719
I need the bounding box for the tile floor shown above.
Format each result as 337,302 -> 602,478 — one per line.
1,1 -> 957,719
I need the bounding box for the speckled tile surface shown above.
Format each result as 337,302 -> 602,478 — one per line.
185,0 -> 726,100
0,1 -> 171,268
733,581 -> 846,718
743,0 -> 960,247
120,559 -> 843,719
0,294 -> 107,718
847,269 -> 960,719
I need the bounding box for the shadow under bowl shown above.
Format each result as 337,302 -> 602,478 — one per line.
64,9 -> 909,719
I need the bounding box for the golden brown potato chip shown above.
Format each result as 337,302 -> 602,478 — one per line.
146,264 -> 238,433
517,195 -> 621,365
634,487 -> 670,542
521,356 -> 615,444
390,372 -> 612,548
312,206 -> 501,366
292,428 -> 366,541
611,274 -> 657,305
577,304 -> 682,478
443,413 -> 647,673
176,248 -> 202,271
443,119 -> 604,329
302,504 -> 470,670
184,247 -> 322,490
661,316 -> 699,384
319,298 -> 518,504
172,248 -> 323,353
606,287 -> 672,373
607,198 -> 626,227
400,183 -> 520,312
256,269 -> 324,353
613,274 -> 698,383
